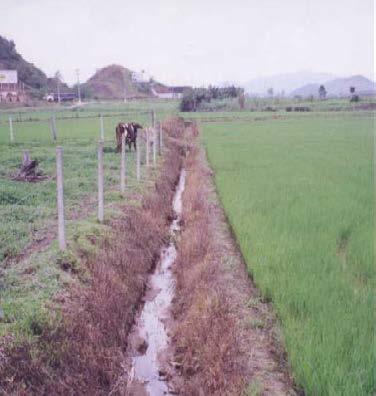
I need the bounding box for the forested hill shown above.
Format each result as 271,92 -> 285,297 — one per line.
0,35 -> 47,91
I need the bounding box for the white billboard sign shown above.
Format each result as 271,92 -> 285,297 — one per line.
0,70 -> 18,84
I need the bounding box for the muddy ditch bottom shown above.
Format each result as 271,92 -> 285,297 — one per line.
127,169 -> 186,395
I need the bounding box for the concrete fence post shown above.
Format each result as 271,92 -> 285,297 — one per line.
158,122 -> 163,155
146,128 -> 150,167
50,115 -> 57,142
97,140 -> 104,223
159,123 -> 163,155
9,116 -> 14,143
100,114 -> 104,140
56,146 -> 66,250
120,133 -> 126,193
136,137 -> 141,181
153,128 -> 157,167
151,110 -> 156,128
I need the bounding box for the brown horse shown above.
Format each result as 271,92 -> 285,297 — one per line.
115,122 -> 142,151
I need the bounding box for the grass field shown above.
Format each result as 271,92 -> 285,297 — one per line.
0,100 -> 181,265
0,99 -> 179,123
0,110 -> 156,261
202,114 -> 374,395
0,102 -> 167,337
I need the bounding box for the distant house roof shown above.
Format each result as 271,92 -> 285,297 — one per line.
152,85 -> 190,94
171,86 -> 189,93
152,85 -> 171,94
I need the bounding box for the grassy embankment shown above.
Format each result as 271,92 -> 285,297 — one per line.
202,114 -> 374,396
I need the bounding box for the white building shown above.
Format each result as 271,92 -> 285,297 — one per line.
151,85 -> 188,99
0,70 -> 25,102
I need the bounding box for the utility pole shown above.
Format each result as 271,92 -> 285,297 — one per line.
57,79 -> 61,104
55,71 -> 62,104
75,68 -> 81,104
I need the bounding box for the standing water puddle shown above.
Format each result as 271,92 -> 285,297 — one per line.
128,169 -> 186,395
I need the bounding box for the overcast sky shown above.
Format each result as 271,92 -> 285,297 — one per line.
1,0 -> 374,86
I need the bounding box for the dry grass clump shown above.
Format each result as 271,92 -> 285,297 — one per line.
162,117 -> 186,139
171,143 -> 246,395
0,118 -> 184,395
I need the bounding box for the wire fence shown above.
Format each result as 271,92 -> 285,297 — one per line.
0,110 -> 156,145
0,111 -> 163,262
0,110 -> 153,124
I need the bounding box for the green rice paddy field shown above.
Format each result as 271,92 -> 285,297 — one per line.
202,113 -> 374,395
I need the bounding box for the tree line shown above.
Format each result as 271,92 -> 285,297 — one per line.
180,85 -> 244,111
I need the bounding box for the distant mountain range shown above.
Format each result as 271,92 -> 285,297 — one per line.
1,35 -> 375,101
242,71 -> 375,98
242,71 -> 336,96
290,75 -> 375,98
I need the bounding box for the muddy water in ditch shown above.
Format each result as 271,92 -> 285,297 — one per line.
129,169 -> 186,395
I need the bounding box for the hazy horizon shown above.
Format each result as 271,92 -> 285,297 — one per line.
1,0 -> 374,86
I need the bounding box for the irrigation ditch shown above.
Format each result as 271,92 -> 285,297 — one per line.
0,117 -> 296,395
